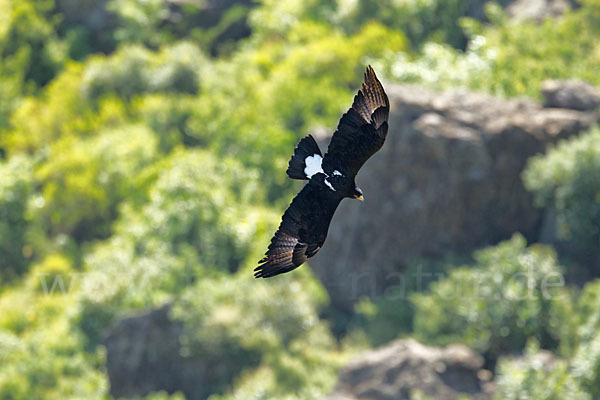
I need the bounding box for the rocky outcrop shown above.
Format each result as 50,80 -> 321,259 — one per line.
542,79 -> 600,111
310,84 -> 598,313
104,305 -> 204,399
506,0 -> 575,22
326,339 -> 494,400
463,0 -> 574,23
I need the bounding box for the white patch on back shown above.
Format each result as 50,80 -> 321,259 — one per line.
324,178 -> 336,191
304,154 -> 323,178
333,170 -> 343,176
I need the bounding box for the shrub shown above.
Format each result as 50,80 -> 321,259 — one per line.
250,0 -> 475,48
495,279 -> 600,399
383,2 -> 600,99
172,270 -> 338,399
0,156 -> 33,280
412,235 -> 572,366
81,42 -> 205,102
524,127 -> 600,272
75,149 -> 270,348
495,342 -> 589,400
347,258 -> 454,347
568,279 -> 600,397
31,125 -> 158,242
132,94 -> 201,151
0,0 -> 64,88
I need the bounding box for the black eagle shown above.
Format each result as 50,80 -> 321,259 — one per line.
254,66 -> 389,278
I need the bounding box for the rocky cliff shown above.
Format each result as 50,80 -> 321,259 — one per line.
310,82 -> 599,313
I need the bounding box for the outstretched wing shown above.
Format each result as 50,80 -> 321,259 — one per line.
322,66 -> 389,178
255,177 -> 340,278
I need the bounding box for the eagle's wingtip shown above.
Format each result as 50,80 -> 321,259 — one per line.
365,65 -> 376,79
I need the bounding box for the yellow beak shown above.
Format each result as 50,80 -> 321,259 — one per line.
353,194 -> 364,201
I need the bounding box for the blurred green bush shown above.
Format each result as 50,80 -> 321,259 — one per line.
172,272 -> 339,399
75,149 -> 269,348
250,0 -> 476,48
495,341 -> 588,400
412,235 -> 573,366
495,278 -> 600,398
524,127 -> 600,273
0,156 -> 33,280
384,2 -> 600,98
32,125 -> 159,242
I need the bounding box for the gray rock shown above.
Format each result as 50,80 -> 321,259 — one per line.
104,305 -> 205,399
542,79 -> 600,111
309,84 -> 597,313
326,339 -> 494,400
506,0 -> 574,22
462,0 -> 573,23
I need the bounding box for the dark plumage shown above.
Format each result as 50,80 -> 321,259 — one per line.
255,66 -> 389,278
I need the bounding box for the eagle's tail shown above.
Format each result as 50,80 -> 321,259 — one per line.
286,135 -> 323,180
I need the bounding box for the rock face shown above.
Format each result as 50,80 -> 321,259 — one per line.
506,0 -> 575,22
463,0 -> 573,23
326,339 -> 494,400
104,305 -> 204,399
310,84 -> 598,313
542,79 -> 600,111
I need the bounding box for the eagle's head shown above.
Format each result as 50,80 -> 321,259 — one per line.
352,186 -> 363,201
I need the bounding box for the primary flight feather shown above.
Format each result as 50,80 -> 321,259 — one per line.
254,66 -> 390,278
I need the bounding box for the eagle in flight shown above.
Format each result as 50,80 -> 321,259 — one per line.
254,66 -> 389,278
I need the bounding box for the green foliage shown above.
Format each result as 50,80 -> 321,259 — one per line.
250,0 -> 472,48
0,320 -> 107,400
31,125 -> 159,242
113,149 -> 264,272
108,0 -> 254,55
495,278 -> 600,399
1,63 -> 131,156
0,0 -> 64,88
574,280 -> 600,348
132,94 -> 200,151
570,336 -> 600,399
173,271 -> 340,399
0,156 -> 33,280
412,235 -> 572,365
108,0 -> 172,48
137,392 -> 186,400
481,2 -> 600,99
0,258 -> 106,399
569,279 -> 600,397
524,127 -> 600,270
385,2 -> 600,99
380,36 -> 493,92
81,42 -> 205,102
75,149 -> 270,348
348,258 -> 454,347
0,0 -> 64,130
25,254 -> 74,295
495,342 -> 589,400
